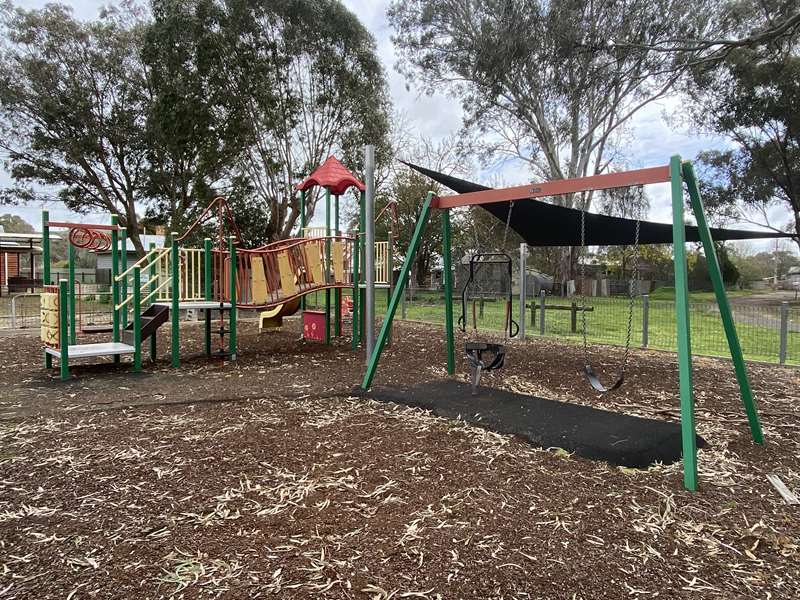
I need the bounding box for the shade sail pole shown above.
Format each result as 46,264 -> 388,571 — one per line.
364,145 -> 376,361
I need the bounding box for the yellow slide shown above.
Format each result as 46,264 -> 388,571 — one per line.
258,297 -> 301,332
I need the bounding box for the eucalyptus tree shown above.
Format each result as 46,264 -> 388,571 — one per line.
212,0 -> 391,242
684,1 -> 800,250
0,3 -> 151,253
389,0 -> 703,281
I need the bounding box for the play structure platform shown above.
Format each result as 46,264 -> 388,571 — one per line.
44,341 -> 135,360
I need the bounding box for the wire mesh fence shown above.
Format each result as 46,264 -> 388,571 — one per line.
394,286 -> 800,366
0,289 -> 114,332
2,283 -> 797,366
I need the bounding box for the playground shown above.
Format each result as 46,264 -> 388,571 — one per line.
1,156 -> 798,599
1,319 -> 799,598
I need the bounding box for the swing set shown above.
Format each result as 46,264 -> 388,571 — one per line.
361,155 -> 774,492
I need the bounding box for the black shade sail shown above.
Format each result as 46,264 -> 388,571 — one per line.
404,161 -> 794,247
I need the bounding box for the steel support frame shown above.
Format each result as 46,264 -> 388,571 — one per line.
362,192 -> 435,389
361,156 -> 765,493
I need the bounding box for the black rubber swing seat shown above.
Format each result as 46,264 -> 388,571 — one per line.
584,365 -> 625,394
465,342 -> 506,393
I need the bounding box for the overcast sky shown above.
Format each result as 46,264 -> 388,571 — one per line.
1,0 -> 790,253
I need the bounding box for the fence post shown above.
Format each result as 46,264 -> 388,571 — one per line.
779,301 -> 789,365
401,282 -> 407,319
642,293 -> 649,348
539,290 -> 546,336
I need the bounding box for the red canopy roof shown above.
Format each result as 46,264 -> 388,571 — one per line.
296,155 -> 365,195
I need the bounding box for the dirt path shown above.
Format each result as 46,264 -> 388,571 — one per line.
0,319 -> 798,599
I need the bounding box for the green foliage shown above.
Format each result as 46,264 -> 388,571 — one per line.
0,3 -> 150,252
388,0 -> 694,185
0,0 -> 390,253
687,244 -> 740,286
730,247 -> 800,283
686,2 -> 800,246
211,0 -> 390,241
142,0 -> 242,235
0,213 -> 33,233
379,168 -> 442,287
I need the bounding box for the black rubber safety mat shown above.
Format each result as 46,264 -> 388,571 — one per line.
358,380 -> 706,468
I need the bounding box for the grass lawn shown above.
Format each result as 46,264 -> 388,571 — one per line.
306,289 -> 799,365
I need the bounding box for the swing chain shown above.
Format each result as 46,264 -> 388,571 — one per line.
501,201 -> 515,251
579,205 -> 641,383
620,217 -> 641,377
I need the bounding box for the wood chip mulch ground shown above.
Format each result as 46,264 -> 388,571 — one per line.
0,318 -> 798,599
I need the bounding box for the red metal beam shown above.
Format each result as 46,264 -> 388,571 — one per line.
435,165 -> 671,209
46,221 -> 120,231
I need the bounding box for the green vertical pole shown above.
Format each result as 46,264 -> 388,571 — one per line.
120,228 -> 128,330
228,236 -> 237,360
204,238 -> 212,357
300,190 -> 306,313
351,213 -> 360,349
42,211 -> 52,369
133,266 -> 141,372
58,279 -> 69,381
148,242 -> 157,362
358,190 -> 366,341
111,216 -> 120,364
362,192 -> 435,389
682,161 -> 764,444
171,232 -> 180,368
325,188 -> 331,345
67,243 -> 76,345
670,155 -> 698,492
335,194 -> 341,337
442,208 -> 455,375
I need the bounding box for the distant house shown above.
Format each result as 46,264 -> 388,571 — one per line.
782,266 -> 800,290
0,228 -> 60,295
95,234 -> 166,284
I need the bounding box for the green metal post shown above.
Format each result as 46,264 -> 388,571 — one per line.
58,279 -> 69,381
682,161 -> 764,444
204,238 -> 212,357
442,208 -> 455,375
111,216 -> 120,364
358,190 -> 366,341
120,227 -> 128,330
335,194 -> 341,337
325,188 -> 331,345
171,232 -> 180,368
300,190 -> 306,313
362,192 -> 435,389
352,214 -> 360,349
133,266 -> 141,372
149,242 -> 157,362
42,211 -> 52,369
67,243 -> 76,345
670,155 -> 698,492
229,236 -> 237,360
